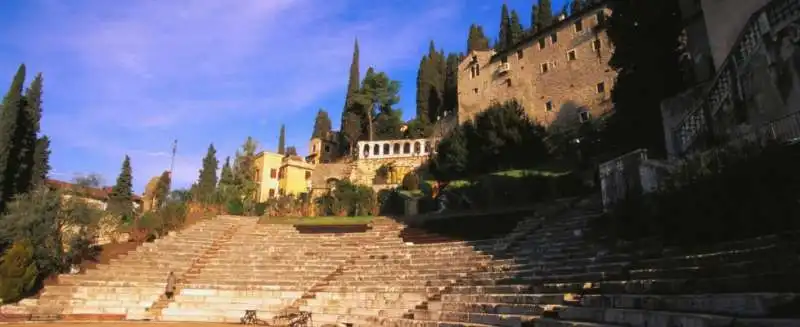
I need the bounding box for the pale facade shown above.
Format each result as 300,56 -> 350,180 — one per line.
278,156 -> 314,196
253,151 -> 284,202
457,5 -> 615,128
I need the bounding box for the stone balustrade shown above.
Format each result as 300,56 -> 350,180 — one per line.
356,138 -> 439,160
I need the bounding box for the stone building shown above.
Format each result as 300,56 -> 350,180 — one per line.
457,4 -> 615,128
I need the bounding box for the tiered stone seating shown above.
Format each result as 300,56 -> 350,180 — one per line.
21,216 -> 245,320
392,207 -> 800,327
159,219 -> 391,323
299,219 -> 502,326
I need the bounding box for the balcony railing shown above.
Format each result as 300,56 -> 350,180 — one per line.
672,0 -> 800,155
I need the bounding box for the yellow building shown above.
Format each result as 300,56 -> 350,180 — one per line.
253,151 -> 314,202
253,151 -> 284,202
305,132 -> 340,164
278,155 -> 314,196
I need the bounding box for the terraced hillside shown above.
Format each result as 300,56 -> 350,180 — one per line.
1,206 -> 798,327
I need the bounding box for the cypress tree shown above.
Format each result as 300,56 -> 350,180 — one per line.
498,4 -> 511,50
467,24 -> 491,53
30,136 -> 50,188
219,157 -> 234,187
278,124 -> 286,154
443,53 -> 460,115
311,109 -> 333,139
14,73 -> 43,196
340,39 -> 360,154
415,56 -> 430,122
154,171 -> 171,209
531,4 -> 540,32
570,0 -> 584,15
509,10 -> 524,45
108,155 -> 134,221
0,64 -> 26,211
537,0 -> 554,29
195,143 -> 218,203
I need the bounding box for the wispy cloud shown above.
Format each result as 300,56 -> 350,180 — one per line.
4,0 -> 462,192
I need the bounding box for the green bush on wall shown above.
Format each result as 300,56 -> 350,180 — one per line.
0,240 -> 38,303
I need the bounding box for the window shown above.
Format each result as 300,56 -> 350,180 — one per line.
383,143 -> 390,155
501,56 -> 508,63
596,82 -> 606,93
470,66 -> 476,79
579,111 -> 591,123
539,39 -> 546,50
517,50 -> 524,59
506,79 -> 512,87
312,144 -> 317,153
324,145 -> 330,153
545,100 -> 554,112
540,63 -> 549,74
475,64 -> 480,76
305,171 -> 312,180
270,168 -> 277,179
596,11 -> 606,24
473,88 -> 479,94
567,50 -> 577,61
574,19 -> 584,32
550,33 -> 558,44
269,188 -> 275,198
592,39 -> 602,52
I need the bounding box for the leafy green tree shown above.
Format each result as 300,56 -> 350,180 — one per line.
603,0 -> 685,157
278,124 -> 286,155
195,143 -> 218,203
107,155 -> 134,221
154,171 -> 171,209
0,240 -> 38,303
430,127 -> 469,181
342,112 -> 362,156
311,109 -> 333,139
233,137 -> 259,210
0,64 -> 26,212
354,68 -> 402,141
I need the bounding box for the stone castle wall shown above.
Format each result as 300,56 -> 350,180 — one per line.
457,6 -> 615,129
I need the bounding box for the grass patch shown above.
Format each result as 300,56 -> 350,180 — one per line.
258,216 -> 374,226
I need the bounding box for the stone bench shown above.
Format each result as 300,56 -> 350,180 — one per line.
159,307 -> 281,323
182,283 -> 307,292
579,293 -> 800,317
314,292 -> 426,302
412,309 -> 529,327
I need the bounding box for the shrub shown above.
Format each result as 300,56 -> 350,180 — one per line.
226,197 -> 245,215
0,240 -> 38,303
65,231 -> 101,265
254,202 -> 268,216
401,172 -> 420,191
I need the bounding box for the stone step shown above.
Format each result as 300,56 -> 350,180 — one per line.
555,306 -> 800,327
579,293 -> 800,317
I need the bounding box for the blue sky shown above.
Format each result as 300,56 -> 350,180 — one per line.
0,0 -> 567,193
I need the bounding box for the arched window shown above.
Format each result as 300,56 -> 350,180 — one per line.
373,144 -> 380,155
362,144 -> 370,154
424,141 -> 431,153
403,142 -> 411,154
393,143 -> 401,154
383,143 -> 390,155
413,142 -> 421,154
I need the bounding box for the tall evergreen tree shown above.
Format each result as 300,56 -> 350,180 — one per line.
340,39 -> 360,154
219,157 -> 234,187
531,4 -> 540,32
195,143 -> 218,203
278,124 -> 286,154
154,171 -> 171,209
604,0 -> 686,157
108,155 -> 134,221
498,4 -> 511,50
233,137 -> 258,203
509,10 -> 525,45
443,53 -> 461,115
467,24 -> 491,52
570,0 -> 585,15
311,109 -> 333,139
13,73 -> 43,196
30,136 -> 50,188
537,0 -> 554,29
0,64 -> 26,211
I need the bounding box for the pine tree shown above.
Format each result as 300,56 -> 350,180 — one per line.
13,73 -> 43,196
108,155 -> 134,221
278,124 -> 286,154
537,0 -> 554,29
30,136 -> 50,188
233,137 -> 259,205
498,4 -> 511,50
509,10 -> 524,45
355,69 -> 402,141
195,143 -> 218,203
311,109 -> 332,139
604,0 -> 686,157
0,64 -> 26,212
340,39 -> 360,154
